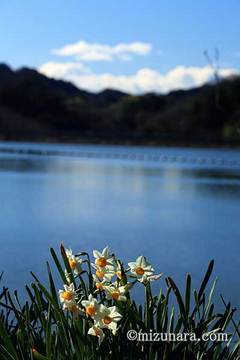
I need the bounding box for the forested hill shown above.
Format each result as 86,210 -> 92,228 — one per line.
0,63 -> 240,145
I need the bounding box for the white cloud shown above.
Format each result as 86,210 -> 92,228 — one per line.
52,40 -> 152,62
39,62 -> 238,94
38,61 -> 90,78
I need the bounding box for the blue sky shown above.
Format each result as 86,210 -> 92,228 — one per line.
0,0 -> 239,93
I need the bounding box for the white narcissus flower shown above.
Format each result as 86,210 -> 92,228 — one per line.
88,325 -> 105,345
144,273 -> 163,281
59,283 -> 77,308
91,263 -> 115,282
64,270 -> 72,284
81,294 -> 99,319
113,260 -> 124,280
103,283 -> 127,302
65,248 -> 83,275
96,305 -> 122,335
128,256 -> 154,283
92,274 -> 107,291
93,246 -> 115,268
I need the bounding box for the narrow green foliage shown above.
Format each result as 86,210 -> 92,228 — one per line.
0,247 -> 239,360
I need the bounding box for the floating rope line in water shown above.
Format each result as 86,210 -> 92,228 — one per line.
0,146 -> 239,168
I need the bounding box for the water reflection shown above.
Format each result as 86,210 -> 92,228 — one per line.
0,148 -> 239,307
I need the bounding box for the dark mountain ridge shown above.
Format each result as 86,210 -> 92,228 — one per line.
0,63 -> 239,145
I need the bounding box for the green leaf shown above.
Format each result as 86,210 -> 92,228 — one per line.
167,277 -> 188,329
46,262 -> 58,304
185,274 -> 191,316
0,318 -> 19,360
198,260 -> 214,301
50,248 -> 67,284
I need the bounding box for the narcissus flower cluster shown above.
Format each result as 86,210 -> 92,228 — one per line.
82,294 -> 122,342
58,246 -> 162,344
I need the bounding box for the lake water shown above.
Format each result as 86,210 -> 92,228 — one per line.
0,142 -> 239,308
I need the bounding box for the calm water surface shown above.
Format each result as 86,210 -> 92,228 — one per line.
0,142 -> 239,306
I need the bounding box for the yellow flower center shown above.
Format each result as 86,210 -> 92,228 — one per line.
95,257 -> 107,267
61,291 -> 73,301
96,282 -> 103,290
86,305 -> 96,317
112,291 -> 120,300
96,269 -> 104,278
135,267 -> 145,276
116,271 -> 122,279
69,259 -> 77,270
103,315 -> 113,325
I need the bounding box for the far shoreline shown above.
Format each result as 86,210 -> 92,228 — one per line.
0,135 -> 240,150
